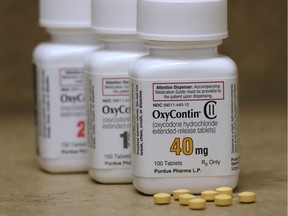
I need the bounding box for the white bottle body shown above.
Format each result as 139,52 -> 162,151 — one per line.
129,42 -> 239,194
33,30 -> 101,173
85,37 -> 147,183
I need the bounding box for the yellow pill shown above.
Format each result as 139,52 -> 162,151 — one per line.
173,189 -> 191,200
188,198 -> 206,210
153,193 -> 171,204
201,190 -> 218,201
214,194 -> 232,206
238,192 -> 256,203
215,187 -> 233,196
179,194 -> 196,205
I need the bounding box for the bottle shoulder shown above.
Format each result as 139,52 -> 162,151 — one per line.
129,55 -> 238,79
33,42 -> 101,66
85,49 -> 147,74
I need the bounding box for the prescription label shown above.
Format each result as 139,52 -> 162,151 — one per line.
87,73 -> 131,169
35,66 -> 87,159
132,78 -> 239,177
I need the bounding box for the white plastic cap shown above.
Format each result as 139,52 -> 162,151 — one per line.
39,0 -> 91,28
137,0 -> 228,41
91,0 -> 137,35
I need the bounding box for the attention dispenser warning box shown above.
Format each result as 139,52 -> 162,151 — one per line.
153,81 -> 224,102
102,78 -> 130,96
59,68 -> 85,88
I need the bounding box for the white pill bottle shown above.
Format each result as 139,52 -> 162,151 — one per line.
33,0 -> 102,173
85,0 -> 147,183
130,0 -> 239,194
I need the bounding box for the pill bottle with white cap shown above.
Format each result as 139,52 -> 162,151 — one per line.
130,0 -> 239,194
85,0 -> 147,183
33,0 -> 102,173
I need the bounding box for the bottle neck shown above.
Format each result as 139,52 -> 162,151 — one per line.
47,28 -> 101,45
145,40 -> 222,58
98,34 -> 147,52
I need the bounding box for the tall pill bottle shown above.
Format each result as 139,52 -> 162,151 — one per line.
85,0 -> 147,183
130,0 -> 239,194
33,0 -> 102,173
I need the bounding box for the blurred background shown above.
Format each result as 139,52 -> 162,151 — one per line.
0,0 -> 286,111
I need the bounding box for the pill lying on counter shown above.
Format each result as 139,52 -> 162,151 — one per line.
153,193 -> 171,204
216,187 -> 233,196
238,192 -> 256,203
214,194 -> 232,206
153,188 -> 256,209
173,189 -> 191,200
179,194 -> 196,205
201,190 -> 218,201
188,198 -> 206,210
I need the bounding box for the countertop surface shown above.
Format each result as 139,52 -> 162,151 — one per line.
0,105 -> 286,216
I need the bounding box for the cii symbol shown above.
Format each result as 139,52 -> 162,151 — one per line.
204,101 -> 217,119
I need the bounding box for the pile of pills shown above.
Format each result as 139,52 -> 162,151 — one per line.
153,187 -> 256,210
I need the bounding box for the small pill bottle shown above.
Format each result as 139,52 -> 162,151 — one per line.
130,0 -> 239,194
33,0 -> 102,173
85,0 -> 148,183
